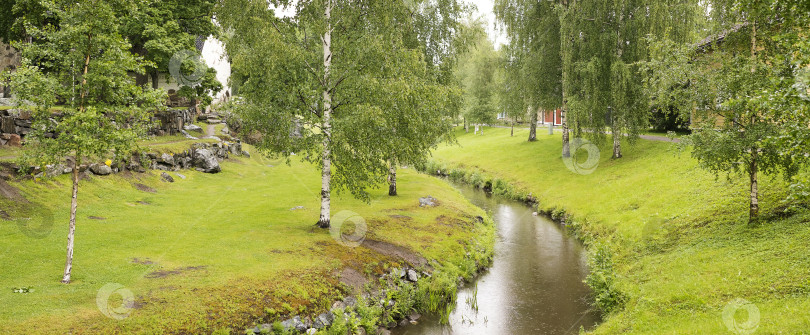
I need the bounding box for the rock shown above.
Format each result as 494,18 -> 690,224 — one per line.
343,296 -> 358,307
313,312 -> 334,329
192,149 -> 221,173
294,316 -> 308,333
357,327 -> 367,335
180,130 -> 198,140
241,150 -> 251,158
399,319 -> 410,327
45,164 -> 68,177
206,118 -> 222,124
90,164 -> 112,176
202,135 -> 222,142
407,269 -> 419,282
290,206 -> 305,211
407,313 -> 421,322
0,133 -> 21,147
197,114 -> 209,121
175,173 -> 186,180
161,172 -> 174,183
419,196 -> 438,207
532,212 -> 538,216
386,300 -> 395,309
159,153 -> 175,166
306,329 -> 317,335
377,328 -> 392,335
183,124 -> 203,133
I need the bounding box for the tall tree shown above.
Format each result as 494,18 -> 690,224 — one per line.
644,0 -> 808,221
119,0 -> 218,89
218,0 -> 460,227
6,0 -> 162,283
495,0 -> 563,143
457,29 -> 498,135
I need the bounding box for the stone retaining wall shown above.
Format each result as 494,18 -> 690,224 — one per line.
0,108 -> 195,147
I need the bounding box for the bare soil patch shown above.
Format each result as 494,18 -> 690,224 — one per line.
361,239 -> 428,268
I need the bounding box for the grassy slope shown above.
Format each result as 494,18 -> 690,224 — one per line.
431,127 -> 810,333
0,146 -> 492,334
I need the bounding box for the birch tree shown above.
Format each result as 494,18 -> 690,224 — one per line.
6,0 -> 161,283
645,0 -> 808,221
219,0 -> 460,227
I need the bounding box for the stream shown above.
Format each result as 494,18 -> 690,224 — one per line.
393,183 -> 601,334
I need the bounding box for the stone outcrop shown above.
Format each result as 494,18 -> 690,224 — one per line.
10,140 -> 246,180
0,108 -> 197,147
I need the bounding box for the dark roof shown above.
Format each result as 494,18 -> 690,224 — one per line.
695,23 -> 747,53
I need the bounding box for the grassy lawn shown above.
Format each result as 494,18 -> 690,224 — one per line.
0,146 -> 492,334
429,127 -> 810,333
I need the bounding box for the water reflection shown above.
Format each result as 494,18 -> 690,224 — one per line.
393,184 -> 600,334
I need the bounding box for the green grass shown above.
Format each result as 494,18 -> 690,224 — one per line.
0,146 -> 492,334
429,126 -> 810,334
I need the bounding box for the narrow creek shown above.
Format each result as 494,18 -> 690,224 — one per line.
394,183 -> 601,334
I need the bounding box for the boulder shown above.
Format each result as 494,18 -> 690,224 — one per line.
313,312 -> 334,329
161,172 -> 174,183
159,153 -> 175,167
241,150 -> 251,158
90,164 -> 112,176
192,149 -> 220,173
180,130 -> 198,140
418,196 -> 438,207
407,269 -> 420,282
183,124 -> 203,133
1,133 -> 21,147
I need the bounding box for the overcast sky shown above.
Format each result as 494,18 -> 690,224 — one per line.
272,1 -> 507,48
467,0 -> 507,49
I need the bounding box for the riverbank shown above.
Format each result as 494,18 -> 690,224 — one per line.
0,143 -> 495,334
425,127 -> 810,333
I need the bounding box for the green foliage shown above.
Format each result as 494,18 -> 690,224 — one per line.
585,244 -> 626,314
119,0 -> 217,79
456,27 -> 499,126
177,67 -> 222,111
6,0 -> 163,170
218,0 -> 464,201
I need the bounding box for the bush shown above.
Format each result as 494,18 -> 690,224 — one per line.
585,243 -> 626,314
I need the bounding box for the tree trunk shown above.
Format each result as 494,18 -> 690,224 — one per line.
388,160 -> 397,196
562,107 -> 570,158
464,118 -> 468,133
612,130 -> 622,158
510,120 -> 514,137
62,158 -> 80,284
317,0 -> 333,229
151,69 -> 159,90
749,150 -> 759,221
528,108 -> 537,142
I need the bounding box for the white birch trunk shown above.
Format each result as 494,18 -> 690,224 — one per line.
317,0 -> 333,229
62,158 -> 79,283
